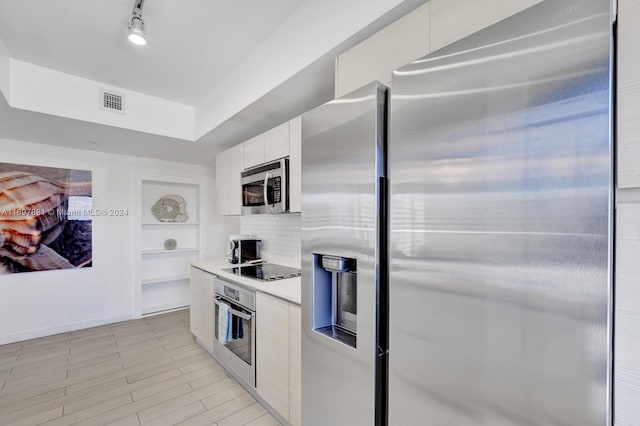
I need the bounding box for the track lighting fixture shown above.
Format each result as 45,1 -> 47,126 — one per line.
128,0 -> 147,46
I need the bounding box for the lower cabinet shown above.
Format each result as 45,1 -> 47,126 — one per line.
257,293 -> 290,421
289,304 -> 301,426
256,292 -> 301,425
189,267 -> 214,352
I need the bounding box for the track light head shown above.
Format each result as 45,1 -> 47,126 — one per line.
127,2 -> 147,46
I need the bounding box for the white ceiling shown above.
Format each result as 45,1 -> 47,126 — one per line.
0,0 -> 427,164
0,0 -> 303,105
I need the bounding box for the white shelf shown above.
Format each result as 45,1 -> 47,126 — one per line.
142,274 -> 190,286
142,248 -> 200,255
142,222 -> 200,226
138,177 -> 202,318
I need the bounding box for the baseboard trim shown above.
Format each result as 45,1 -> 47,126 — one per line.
0,313 -> 136,345
142,305 -> 189,317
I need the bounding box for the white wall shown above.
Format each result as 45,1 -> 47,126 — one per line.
9,60 -> 195,141
0,35 -> 8,102
0,137 -> 236,345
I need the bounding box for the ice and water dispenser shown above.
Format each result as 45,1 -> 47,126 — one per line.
312,254 -> 357,348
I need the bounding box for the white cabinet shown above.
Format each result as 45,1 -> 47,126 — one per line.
190,266 -> 214,352
255,292 -> 301,424
244,134 -> 266,169
217,117 -> 301,215
335,0 -> 542,97
335,2 -> 431,97
265,122 -> 290,162
138,179 -> 203,315
289,304 -> 301,426
289,116 -> 302,213
256,293 -> 290,422
215,144 -> 243,215
618,0 -> 640,188
215,150 -> 229,215
616,2 -> 640,423
228,143 -> 244,215
429,0 -> 541,51
244,122 -> 289,167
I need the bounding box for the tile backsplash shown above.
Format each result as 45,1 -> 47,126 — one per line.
241,214 -> 301,259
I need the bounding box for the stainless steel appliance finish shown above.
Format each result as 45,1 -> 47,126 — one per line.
213,277 -> 256,387
301,82 -> 387,426
222,263 -> 301,282
228,238 -> 262,264
389,1 -> 613,425
241,158 -> 289,214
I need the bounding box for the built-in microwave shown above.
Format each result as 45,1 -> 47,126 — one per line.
241,158 -> 289,214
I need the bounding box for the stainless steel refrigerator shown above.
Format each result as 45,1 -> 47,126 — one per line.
301,0 -> 613,424
389,0 -> 613,425
301,82 -> 387,426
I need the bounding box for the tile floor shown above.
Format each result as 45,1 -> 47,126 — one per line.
0,309 -> 279,426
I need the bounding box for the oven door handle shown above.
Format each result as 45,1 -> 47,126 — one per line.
214,297 -> 255,321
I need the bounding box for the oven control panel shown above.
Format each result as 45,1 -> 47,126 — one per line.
214,277 -> 256,311
224,286 -> 240,301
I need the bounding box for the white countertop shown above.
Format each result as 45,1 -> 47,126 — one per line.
191,255 -> 302,305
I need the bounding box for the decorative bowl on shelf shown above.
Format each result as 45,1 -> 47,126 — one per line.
163,239 -> 177,250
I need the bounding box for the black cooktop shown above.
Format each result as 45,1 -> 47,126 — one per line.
223,263 -> 301,282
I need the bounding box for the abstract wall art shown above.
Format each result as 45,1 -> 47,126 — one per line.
0,163 -> 92,274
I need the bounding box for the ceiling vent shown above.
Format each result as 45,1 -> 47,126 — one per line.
100,89 -> 125,114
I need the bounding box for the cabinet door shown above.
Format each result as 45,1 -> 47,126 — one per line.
201,277 -> 215,353
429,0 -> 541,51
289,116 -> 302,213
618,0 -> 640,188
215,150 -> 229,215
335,2 -> 430,97
244,134 -> 265,169
265,122 -> 290,162
256,293 -> 290,421
228,144 -> 244,215
189,267 -> 202,340
289,304 -> 301,426
190,267 -> 213,343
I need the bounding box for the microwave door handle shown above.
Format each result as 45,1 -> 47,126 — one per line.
214,297 -> 255,320
263,172 -> 272,208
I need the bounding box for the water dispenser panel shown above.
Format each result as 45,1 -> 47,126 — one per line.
312,253 -> 357,348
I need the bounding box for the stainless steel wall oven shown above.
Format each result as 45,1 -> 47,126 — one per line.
213,277 -> 256,387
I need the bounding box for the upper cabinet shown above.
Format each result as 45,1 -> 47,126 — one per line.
265,122 -> 290,162
216,144 -> 244,215
335,2 -> 430,97
429,0 -> 542,52
289,116 -> 302,213
216,116 -> 302,216
227,144 -> 244,215
335,0 -> 541,98
215,150 -> 229,216
244,134 -> 266,169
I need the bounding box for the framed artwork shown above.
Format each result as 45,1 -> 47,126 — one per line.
0,163 -> 92,274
